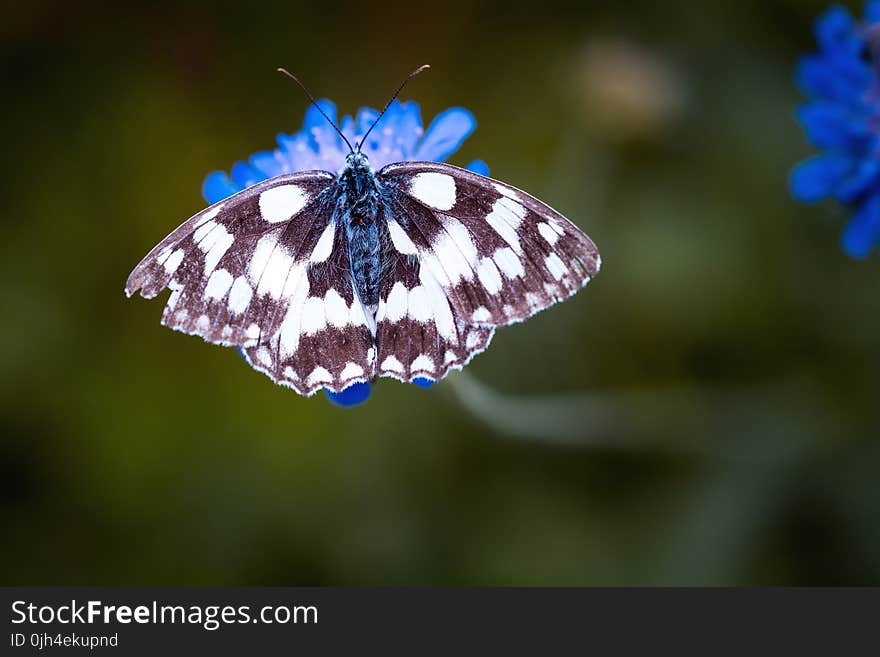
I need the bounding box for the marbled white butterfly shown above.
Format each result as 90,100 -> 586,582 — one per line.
125,66 -> 602,396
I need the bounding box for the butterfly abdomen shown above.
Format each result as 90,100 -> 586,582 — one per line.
346,218 -> 381,311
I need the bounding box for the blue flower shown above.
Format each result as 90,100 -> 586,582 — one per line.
791,2 -> 880,258
209,98 -> 488,406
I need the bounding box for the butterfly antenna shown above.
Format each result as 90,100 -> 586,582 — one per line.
277,67 -> 354,153
357,64 -> 431,152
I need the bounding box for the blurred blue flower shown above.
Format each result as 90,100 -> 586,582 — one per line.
210,98 -> 488,406
791,2 -> 880,258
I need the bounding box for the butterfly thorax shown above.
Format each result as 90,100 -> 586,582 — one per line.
337,152 -> 383,314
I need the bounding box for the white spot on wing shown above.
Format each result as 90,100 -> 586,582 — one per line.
380,355 -> 404,373
324,288 -> 349,327
163,249 -> 184,275
418,267 -> 456,340
492,182 -> 518,199
309,222 -> 336,263
277,270 -> 311,358
301,296 -> 327,335
202,226 -> 234,275
255,346 -> 272,365
255,242 -> 294,299
259,185 -> 310,223
440,216 -> 478,265
384,282 -> 408,321
471,306 -> 492,323
205,268 -> 233,300
545,253 -> 567,281
493,247 -> 525,279
486,197 -> 526,253
409,172 -> 456,211
411,354 -> 434,372
407,285 -> 432,323
248,234 -> 277,283
476,257 -> 503,294
387,218 -> 418,255
341,362 -> 364,379
228,276 -> 253,314
431,231 -> 474,283
193,220 -> 217,243
166,288 -> 181,311
193,204 -> 224,229
306,366 -> 333,386
537,222 -> 560,246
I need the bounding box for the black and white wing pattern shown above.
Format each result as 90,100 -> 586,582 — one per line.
240,219 -> 376,395
374,219 -> 496,383
126,171 -> 374,395
374,161 -> 600,383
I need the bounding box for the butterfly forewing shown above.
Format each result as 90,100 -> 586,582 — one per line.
125,171 -> 336,347
378,161 -> 601,328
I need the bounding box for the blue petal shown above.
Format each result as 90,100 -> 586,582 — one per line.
866,1 -> 880,23
814,6 -> 858,53
339,114 -> 356,144
465,159 -> 490,176
303,98 -> 338,131
303,99 -> 341,149
202,171 -> 241,204
790,154 -> 854,202
381,100 -> 423,155
842,195 -> 880,258
412,377 -> 435,388
797,101 -> 870,149
324,382 -> 372,407
230,160 -> 262,188
249,149 -> 286,178
795,54 -> 872,103
355,106 -> 380,136
414,107 -> 476,162
837,155 -> 880,202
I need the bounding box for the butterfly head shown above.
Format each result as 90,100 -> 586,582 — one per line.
344,150 -> 371,172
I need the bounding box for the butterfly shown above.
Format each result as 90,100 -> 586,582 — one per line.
125,66 -> 601,396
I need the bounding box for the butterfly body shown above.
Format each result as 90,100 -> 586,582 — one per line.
127,156 -> 601,396
338,152 -> 385,312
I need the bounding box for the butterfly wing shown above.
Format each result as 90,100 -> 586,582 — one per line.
126,171 -> 344,347
373,161 -> 600,382
241,219 -> 376,395
373,215 -> 495,383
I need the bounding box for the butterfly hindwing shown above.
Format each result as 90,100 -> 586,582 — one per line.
125,171 -> 336,347
374,235 -> 495,383
378,161 -> 601,328
241,220 -> 376,395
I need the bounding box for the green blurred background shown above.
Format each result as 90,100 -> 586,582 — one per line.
2,0 -> 879,585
